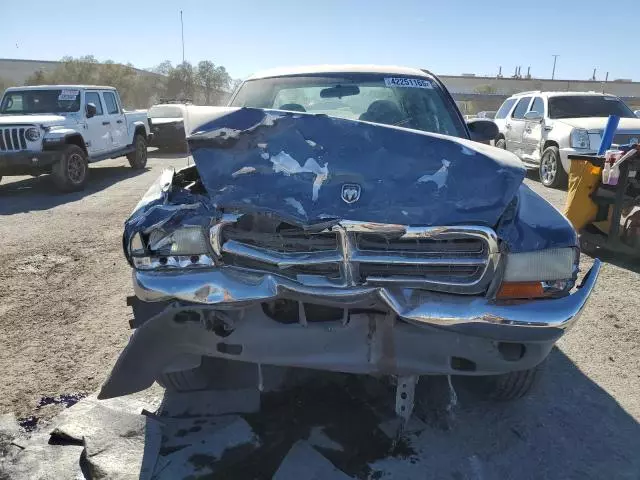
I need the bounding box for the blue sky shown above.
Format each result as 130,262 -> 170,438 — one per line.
1,0 -> 637,81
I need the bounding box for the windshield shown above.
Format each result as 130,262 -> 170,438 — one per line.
548,95 -> 635,119
148,105 -> 184,118
230,74 -> 467,137
0,89 -> 81,114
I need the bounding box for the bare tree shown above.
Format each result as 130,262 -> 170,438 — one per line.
196,61 -> 232,104
0,76 -> 15,94
167,61 -> 196,100
15,56 -> 234,109
24,70 -> 47,86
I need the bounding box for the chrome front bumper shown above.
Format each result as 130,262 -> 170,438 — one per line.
99,261 -> 600,399
133,259 -> 601,339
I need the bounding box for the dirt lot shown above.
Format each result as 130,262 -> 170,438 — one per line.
0,155 -> 639,465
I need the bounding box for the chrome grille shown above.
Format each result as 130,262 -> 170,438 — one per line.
0,127 -> 28,151
211,217 -> 499,294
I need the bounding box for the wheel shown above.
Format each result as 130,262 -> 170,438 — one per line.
495,137 -> 506,149
127,134 -> 148,169
539,146 -> 568,188
157,357 -> 262,392
52,145 -> 89,192
470,363 -> 544,401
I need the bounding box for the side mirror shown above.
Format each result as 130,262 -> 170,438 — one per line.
523,111 -> 543,121
86,103 -> 97,118
467,118 -> 499,144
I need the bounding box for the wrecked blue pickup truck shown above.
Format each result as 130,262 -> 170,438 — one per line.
100,66 -> 600,414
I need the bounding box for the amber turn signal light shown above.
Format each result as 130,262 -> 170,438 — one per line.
496,282 -> 545,300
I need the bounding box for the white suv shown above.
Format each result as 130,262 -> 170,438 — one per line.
494,91 -> 640,187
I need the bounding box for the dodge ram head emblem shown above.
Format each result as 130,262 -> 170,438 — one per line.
341,184 -> 361,204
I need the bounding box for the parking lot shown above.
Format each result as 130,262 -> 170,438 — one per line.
1,154 -> 639,478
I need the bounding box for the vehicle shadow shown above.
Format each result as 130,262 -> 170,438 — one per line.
525,168 -> 568,191
147,150 -> 190,161
147,348 -> 639,479
582,246 -> 640,274
0,165 -> 148,216
447,347 -> 640,479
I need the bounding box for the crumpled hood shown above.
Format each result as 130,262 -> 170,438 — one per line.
0,114 -> 68,125
555,116 -> 640,131
188,107 -> 526,227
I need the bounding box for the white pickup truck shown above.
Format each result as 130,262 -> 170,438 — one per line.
0,85 -> 151,191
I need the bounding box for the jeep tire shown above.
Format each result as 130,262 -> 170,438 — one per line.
127,134 -> 148,169
495,137 -> 506,149
52,145 -> 89,192
539,146 -> 568,188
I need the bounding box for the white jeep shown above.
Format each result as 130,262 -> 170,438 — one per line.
494,91 -> 640,187
0,85 -> 151,191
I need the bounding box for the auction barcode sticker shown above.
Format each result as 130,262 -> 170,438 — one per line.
384,77 -> 433,89
59,89 -> 79,101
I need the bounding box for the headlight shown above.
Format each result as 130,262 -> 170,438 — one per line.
570,128 -> 590,149
25,128 -> 41,142
497,248 -> 578,299
128,227 -> 213,270
148,227 -> 209,255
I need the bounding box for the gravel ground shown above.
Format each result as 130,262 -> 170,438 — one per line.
0,155 -> 638,454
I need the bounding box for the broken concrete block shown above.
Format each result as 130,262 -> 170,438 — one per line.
80,408 -> 162,480
52,385 -> 164,428
159,388 -> 260,417
0,444 -> 85,480
0,413 -> 22,457
307,426 -> 344,452
273,440 -> 354,480
153,415 -> 259,479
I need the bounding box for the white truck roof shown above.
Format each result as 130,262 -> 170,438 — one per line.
510,90 -> 617,98
4,85 -> 117,91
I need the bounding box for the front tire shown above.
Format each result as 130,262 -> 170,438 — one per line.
495,137 -> 506,149
127,134 -> 148,169
539,146 -> 568,188
470,363 -> 544,401
52,145 -> 89,192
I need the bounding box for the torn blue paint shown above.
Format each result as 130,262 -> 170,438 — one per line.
188,107 -> 527,227
496,184 -> 578,252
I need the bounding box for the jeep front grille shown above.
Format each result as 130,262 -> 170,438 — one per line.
212,216 -> 500,294
0,127 -> 28,151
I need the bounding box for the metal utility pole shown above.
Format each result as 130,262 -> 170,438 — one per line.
551,55 -> 559,80
180,10 -> 185,64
